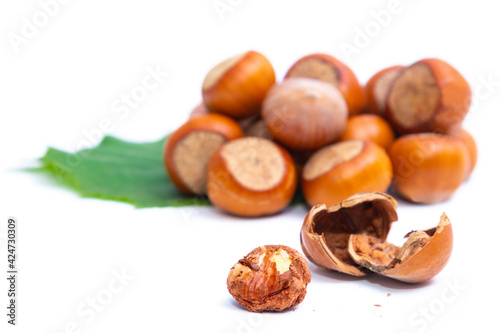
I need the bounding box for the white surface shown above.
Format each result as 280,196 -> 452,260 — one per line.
1,1 -> 499,332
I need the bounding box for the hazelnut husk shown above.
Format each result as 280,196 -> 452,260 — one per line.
348,213 -> 453,283
227,245 -> 311,312
300,192 -> 398,276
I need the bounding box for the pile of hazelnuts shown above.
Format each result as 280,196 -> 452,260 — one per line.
163,51 -> 476,217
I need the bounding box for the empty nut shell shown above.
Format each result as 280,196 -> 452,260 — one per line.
300,192 -> 398,276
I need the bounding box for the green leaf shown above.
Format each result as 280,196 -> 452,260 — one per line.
30,136 -> 211,208
29,135 -> 306,209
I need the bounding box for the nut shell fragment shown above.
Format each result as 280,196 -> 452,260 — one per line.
300,192 -> 398,276
348,213 -> 453,283
227,245 -> 311,312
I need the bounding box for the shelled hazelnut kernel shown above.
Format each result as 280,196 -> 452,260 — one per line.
202,51 -> 275,119
302,140 -> 393,207
386,58 -> 471,134
339,114 -> 395,151
285,53 -> 366,115
365,65 -> 403,116
207,137 -> 296,217
389,133 -> 470,204
164,114 -> 244,195
262,77 -> 348,151
227,245 -> 311,312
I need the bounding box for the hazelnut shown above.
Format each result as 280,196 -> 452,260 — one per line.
365,65 -> 403,116
227,245 -> 311,312
386,58 -> 471,134
348,213 -> 453,283
188,103 -> 210,118
207,137 -> 297,217
245,119 -> 273,140
300,192 -> 398,276
446,127 -> 477,181
285,53 -> 366,115
202,51 -> 275,119
389,133 -> 469,203
164,114 -> 244,195
339,114 -> 395,151
302,140 -> 393,207
261,77 -> 348,150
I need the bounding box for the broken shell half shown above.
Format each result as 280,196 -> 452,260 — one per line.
348,213 -> 452,283
300,192 -> 398,276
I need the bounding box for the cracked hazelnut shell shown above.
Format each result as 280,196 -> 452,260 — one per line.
386,58 -> 471,134
285,53 -> 366,116
302,140 -> 393,207
300,192 -> 398,276
202,51 -> 275,119
227,245 -> 311,312
261,77 -> 348,151
164,114 -> 244,195
207,137 -> 297,217
348,213 -> 453,283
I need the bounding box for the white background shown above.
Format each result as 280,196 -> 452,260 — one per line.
1,1 -> 499,332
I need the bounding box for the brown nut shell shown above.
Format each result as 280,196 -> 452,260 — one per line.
207,137 -> 297,217
300,192 -> 398,276
365,65 -> 403,116
389,133 -> 469,204
202,51 -> 275,119
386,58 -> 471,134
302,140 -> 393,207
227,245 -> 311,312
348,213 -> 453,283
446,127 -> 477,181
339,114 -> 395,151
285,53 -> 366,116
164,114 -> 244,195
262,77 -> 348,151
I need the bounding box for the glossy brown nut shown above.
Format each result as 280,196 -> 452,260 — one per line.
302,140 -> 393,207
348,213 -> 453,283
227,245 -> 311,312
386,58 -> 471,134
339,114 -> 395,151
446,127 -> 477,181
261,77 -> 348,151
164,114 -> 244,195
202,51 -> 275,119
207,137 -> 297,217
365,65 -> 403,117
285,53 -> 366,116
389,133 -> 469,203
300,192 -> 398,276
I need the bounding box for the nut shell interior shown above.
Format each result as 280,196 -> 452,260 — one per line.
300,192 -> 398,276
348,213 -> 452,283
